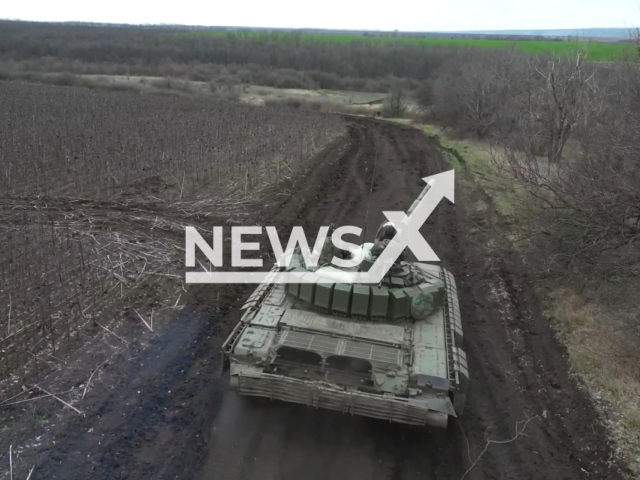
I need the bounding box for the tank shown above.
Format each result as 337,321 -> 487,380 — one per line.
221,184 -> 468,428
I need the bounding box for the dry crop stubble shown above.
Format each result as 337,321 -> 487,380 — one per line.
0,81 -> 345,389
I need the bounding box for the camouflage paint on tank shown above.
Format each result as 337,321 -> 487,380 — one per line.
220,182 -> 468,428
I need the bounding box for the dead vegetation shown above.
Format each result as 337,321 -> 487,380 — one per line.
458,415 -> 538,480
0,82 -> 342,199
427,47 -> 640,276
0,21 -> 436,93
425,45 -> 640,295
411,36 -> 640,470
0,81 -> 345,387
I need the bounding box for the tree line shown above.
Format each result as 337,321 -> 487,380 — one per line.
0,21 -> 455,91
424,45 -> 640,283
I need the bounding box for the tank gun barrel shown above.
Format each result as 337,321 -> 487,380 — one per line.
406,180 -> 433,216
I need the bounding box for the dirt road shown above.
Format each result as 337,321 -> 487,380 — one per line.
11,118 -> 625,480
194,119 -> 625,480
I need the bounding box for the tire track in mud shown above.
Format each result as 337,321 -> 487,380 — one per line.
320,122 -> 372,228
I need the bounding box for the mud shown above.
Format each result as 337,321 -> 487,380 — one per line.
1,118 -> 626,480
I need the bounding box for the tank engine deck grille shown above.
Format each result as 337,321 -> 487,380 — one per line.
280,330 -> 339,355
343,341 -> 400,364
278,330 -> 402,366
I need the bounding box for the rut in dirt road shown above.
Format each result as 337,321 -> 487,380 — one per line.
195,119 -> 625,480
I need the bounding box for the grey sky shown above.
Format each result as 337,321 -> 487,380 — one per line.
3,0 -> 638,31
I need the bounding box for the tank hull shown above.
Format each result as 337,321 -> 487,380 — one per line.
220,261 -> 467,429
230,368 -> 448,428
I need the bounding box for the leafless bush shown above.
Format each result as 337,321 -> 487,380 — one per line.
496,53 -> 602,164
219,84 -> 241,102
631,27 -> 640,59
429,47 -> 640,279
381,89 -> 408,118
429,48 -> 523,136
487,57 -> 640,279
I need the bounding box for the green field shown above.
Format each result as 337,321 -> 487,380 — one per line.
186,31 -> 634,62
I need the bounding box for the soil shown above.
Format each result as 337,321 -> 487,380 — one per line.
0,118 -> 627,480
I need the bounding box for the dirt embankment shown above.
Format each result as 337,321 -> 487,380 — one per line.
1,118 -> 627,480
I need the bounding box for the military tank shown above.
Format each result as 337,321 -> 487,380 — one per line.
221,183 -> 468,428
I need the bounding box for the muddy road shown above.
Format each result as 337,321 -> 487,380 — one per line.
14,118 -> 624,480
191,120 -> 623,480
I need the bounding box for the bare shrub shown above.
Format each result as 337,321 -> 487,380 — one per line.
381,89 -> 408,118
425,36 -> 640,465
430,48 -> 528,137
487,57 -> 639,279
497,54 -> 602,164
415,82 -> 434,110
428,48 -> 640,278
219,84 -> 241,101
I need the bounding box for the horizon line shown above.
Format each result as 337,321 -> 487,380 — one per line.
0,19 -> 633,35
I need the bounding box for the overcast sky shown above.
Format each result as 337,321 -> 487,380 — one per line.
3,0 -> 639,31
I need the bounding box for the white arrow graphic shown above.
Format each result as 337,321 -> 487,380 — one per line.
186,169 -> 455,284
362,169 -> 455,283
